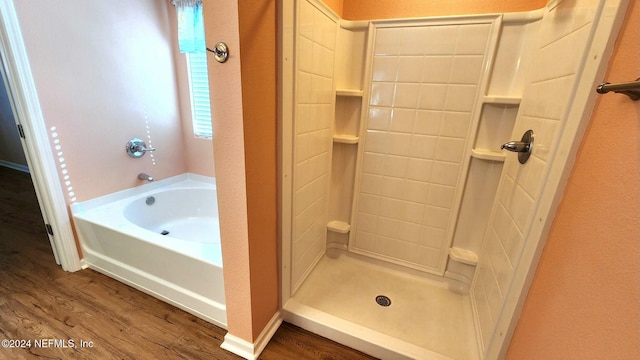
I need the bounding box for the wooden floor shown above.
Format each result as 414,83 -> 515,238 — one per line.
0,166 -> 376,360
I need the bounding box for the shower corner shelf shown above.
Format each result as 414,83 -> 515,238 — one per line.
449,247 -> 478,266
336,89 -> 364,97
471,149 -> 506,162
327,220 -> 350,234
333,134 -> 359,144
483,95 -> 521,105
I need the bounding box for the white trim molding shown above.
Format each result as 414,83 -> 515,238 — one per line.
221,312 -> 283,360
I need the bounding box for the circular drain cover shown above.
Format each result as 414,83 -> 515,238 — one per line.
375,295 -> 391,307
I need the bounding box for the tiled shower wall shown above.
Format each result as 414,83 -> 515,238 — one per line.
291,0 -> 337,290
351,21 -> 494,274
470,0 -> 601,352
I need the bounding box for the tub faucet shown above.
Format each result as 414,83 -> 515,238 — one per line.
138,173 -> 154,182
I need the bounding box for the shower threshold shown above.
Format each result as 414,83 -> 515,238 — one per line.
282,251 -> 478,360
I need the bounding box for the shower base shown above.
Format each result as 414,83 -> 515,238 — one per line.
283,251 -> 478,360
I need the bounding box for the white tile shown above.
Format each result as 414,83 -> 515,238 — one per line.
298,36 -> 313,73
434,137 -> 466,163
298,0 -> 314,39
418,84 -> 448,110
444,84 -> 478,112
370,82 -> 396,107
377,214 -> 401,237
372,56 -> 398,82
364,130 -> 388,153
450,56 -> 484,84
440,111 -> 471,138
431,161 -> 459,186
383,155 -> 409,178
297,72 -> 312,104
295,104 -> 310,134
380,176 -> 405,199
394,83 -> 420,109
398,221 -> 422,241
375,28 -> 402,55
409,134 -> 438,159
357,213 -> 378,233
358,193 -> 381,215
402,202 -> 425,224
422,205 -> 450,229
419,225 -> 446,249
455,24 -> 490,54
427,184 -> 454,208
400,26 -> 430,55
295,133 -> 310,162
402,179 -> 429,203
406,158 -> 433,182
397,56 -> 425,83
423,25 -> 458,55
390,108 -> 416,133
362,152 -> 385,175
312,44 -> 334,78
360,173 -> 382,195
414,110 -> 442,135
368,107 -> 392,131
422,56 -> 453,83
387,132 -> 412,156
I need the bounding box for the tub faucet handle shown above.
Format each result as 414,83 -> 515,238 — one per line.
126,138 -> 156,158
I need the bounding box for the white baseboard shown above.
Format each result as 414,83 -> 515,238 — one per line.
0,160 -> 29,173
221,311 -> 282,360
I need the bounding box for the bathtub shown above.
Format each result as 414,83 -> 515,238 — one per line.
71,173 -> 226,328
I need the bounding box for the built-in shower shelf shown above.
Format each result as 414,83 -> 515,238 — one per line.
336,89 -> 364,97
483,95 -> 521,105
327,220 -> 350,234
449,247 -> 478,266
333,134 -> 359,144
471,149 -> 506,162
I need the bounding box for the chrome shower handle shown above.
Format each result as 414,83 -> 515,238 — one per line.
500,141 -> 529,153
126,138 -> 156,158
501,129 -> 534,164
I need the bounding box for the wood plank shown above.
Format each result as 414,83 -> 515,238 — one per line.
0,167 -> 377,360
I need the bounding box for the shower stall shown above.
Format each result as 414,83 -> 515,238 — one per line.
279,0 -> 627,358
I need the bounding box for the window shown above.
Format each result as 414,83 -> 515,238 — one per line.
186,51 -> 213,138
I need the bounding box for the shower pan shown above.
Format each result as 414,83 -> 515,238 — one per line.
279,0 -> 628,358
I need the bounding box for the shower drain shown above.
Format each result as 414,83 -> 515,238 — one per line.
375,295 -> 391,307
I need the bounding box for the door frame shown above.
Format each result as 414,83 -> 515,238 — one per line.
0,0 -> 81,272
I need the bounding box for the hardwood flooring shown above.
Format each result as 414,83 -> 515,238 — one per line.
0,166 -> 376,360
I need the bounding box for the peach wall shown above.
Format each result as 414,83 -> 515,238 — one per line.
506,2 -> 640,359
13,1 -> 187,203
321,0 -> 344,17
205,0 -> 279,342
203,0 -> 254,342
341,0 -> 547,20
237,0 -> 280,340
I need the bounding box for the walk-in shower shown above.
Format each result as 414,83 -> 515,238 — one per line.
279,0 -> 627,358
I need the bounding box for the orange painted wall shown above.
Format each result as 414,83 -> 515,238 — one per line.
204,0 -> 254,342
204,0 -> 279,343
506,2 -> 640,359
237,0 -> 280,340
340,0 -> 547,20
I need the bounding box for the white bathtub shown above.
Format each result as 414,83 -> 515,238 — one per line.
71,173 -> 226,328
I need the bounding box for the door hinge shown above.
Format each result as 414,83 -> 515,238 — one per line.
17,124 -> 25,138
45,224 -> 54,236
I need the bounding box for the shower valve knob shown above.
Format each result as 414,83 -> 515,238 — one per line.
501,129 -> 534,164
